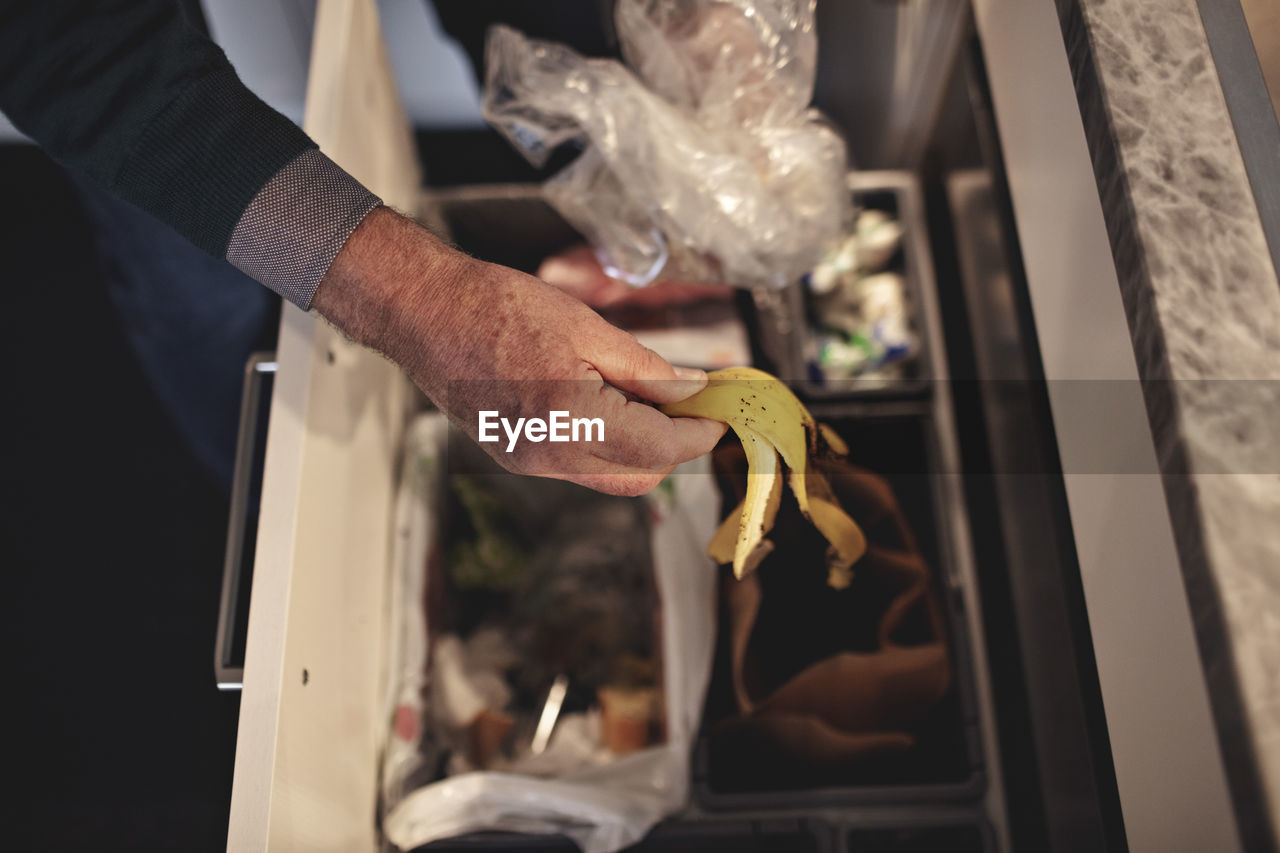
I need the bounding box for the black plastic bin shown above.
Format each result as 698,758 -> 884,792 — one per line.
776,171 -> 937,401
414,819 -> 831,853
843,818 -> 995,853
693,409 -> 985,810
412,816 -> 995,853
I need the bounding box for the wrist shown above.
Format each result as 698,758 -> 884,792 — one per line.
312,206 -> 468,371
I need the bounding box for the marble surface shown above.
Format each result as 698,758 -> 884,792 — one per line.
1058,0 -> 1280,847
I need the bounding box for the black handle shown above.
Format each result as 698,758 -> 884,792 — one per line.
215,353 -> 277,691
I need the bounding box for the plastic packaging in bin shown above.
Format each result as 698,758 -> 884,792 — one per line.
482,0 -> 849,289
804,208 -> 917,382
380,414 -> 720,853
777,173 -> 935,398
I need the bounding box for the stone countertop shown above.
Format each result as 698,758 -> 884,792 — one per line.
1054,0 -> 1280,847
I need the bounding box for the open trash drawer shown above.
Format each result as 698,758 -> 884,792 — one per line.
225,3 -> 1008,849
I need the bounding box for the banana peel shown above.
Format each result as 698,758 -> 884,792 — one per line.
662,367 -> 867,587
805,468 -> 867,589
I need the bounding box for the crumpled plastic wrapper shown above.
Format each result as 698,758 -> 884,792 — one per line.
483,0 -> 850,289
805,208 -> 917,380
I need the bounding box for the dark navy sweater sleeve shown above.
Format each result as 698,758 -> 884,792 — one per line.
0,0 -> 315,257
0,0 -> 383,308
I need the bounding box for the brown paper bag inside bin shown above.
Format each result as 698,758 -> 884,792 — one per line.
710,444 -> 952,773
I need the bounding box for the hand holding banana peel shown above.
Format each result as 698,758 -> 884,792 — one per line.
661,367 -> 867,588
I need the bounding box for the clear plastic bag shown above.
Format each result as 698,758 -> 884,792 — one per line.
379,414 -> 720,853
483,0 -> 849,289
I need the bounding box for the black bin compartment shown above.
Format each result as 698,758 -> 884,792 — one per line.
413,820 -> 828,853
845,819 -> 994,853
781,172 -> 935,401
695,410 -> 984,809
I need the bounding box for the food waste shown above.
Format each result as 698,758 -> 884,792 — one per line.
661,367 -> 867,587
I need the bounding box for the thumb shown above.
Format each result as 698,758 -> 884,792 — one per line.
588,327 -> 708,405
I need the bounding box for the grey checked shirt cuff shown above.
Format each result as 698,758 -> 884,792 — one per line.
226,149 -> 382,310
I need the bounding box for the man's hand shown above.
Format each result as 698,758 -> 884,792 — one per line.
313,207 -> 726,496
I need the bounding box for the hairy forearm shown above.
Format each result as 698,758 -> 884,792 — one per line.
312,206 -> 468,383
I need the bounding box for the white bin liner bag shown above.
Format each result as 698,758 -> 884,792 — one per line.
380,413 -> 720,852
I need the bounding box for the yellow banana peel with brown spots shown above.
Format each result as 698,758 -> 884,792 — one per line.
662,367 -> 867,588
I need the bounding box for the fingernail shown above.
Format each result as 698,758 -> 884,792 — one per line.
673,366 -> 707,383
